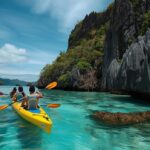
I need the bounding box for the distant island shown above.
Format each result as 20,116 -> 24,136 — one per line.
0,77 -> 35,86
0,73 -> 38,82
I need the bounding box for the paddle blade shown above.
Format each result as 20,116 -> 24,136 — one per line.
46,82 -> 57,89
47,104 -> 60,108
0,105 -> 8,111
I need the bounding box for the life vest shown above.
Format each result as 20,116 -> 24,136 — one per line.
28,94 -> 38,110
16,92 -> 24,101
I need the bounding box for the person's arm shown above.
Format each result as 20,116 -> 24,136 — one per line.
36,91 -> 43,98
12,93 -> 17,101
36,98 -> 39,108
22,92 -> 27,101
21,95 -> 28,106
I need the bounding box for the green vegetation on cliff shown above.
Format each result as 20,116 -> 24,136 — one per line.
38,0 -> 150,91
38,10 -> 111,90
140,10 -> 150,35
129,0 -> 150,36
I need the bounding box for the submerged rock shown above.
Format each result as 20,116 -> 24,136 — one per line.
93,111 -> 150,125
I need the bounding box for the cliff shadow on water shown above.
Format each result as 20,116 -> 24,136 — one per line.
111,93 -> 150,107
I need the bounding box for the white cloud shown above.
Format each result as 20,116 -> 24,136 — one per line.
17,0 -> 110,33
32,0 -> 102,32
0,43 -> 27,63
0,43 -> 58,76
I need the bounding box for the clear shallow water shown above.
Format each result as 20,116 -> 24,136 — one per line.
0,86 -> 150,150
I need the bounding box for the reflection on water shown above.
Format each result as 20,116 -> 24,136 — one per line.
0,111 -> 8,149
17,119 -> 42,149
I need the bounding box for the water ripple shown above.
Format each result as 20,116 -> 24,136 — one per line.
0,86 -> 150,149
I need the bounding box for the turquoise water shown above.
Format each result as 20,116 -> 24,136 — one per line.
0,86 -> 150,150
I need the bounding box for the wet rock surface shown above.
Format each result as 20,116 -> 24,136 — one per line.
105,29 -> 150,94
93,111 -> 150,125
102,0 -> 150,94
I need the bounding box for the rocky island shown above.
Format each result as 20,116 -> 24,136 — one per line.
38,0 -> 150,95
37,0 -> 150,125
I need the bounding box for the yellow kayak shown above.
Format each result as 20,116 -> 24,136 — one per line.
12,102 -> 52,133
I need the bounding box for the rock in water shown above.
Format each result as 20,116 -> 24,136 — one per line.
93,111 -> 150,125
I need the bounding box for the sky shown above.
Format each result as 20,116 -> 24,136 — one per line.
0,0 -> 113,81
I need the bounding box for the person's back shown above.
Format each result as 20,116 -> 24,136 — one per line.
28,92 -> 38,110
15,86 -> 25,101
28,85 -> 43,110
16,92 -> 24,100
10,87 -> 17,101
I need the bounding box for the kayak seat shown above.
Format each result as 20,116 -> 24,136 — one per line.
29,109 -> 40,113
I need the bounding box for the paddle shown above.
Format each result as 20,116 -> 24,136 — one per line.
0,103 -> 60,111
46,81 -> 57,90
0,105 -> 9,110
0,100 -> 60,111
0,98 -> 23,111
0,81 -> 60,111
41,103 -> 61,108
44,81 -> 60,108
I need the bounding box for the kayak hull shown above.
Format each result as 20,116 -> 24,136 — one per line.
12,102 -> 52,133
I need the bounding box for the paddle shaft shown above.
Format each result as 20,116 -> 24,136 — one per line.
0,81 -> 58,111
8,98 -> 24,106
40,103 -> 60,108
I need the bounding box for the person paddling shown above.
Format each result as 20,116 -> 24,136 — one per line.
10,87 -> 17,101
14,86 -> 27,107
27,85 -> 43,110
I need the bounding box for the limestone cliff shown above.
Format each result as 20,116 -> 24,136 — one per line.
37,7 -> 113,90
106,30 -> 150,94
38,0 -> 150,95
102,0 -> 150,90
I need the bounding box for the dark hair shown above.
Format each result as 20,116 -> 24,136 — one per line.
10,87 -> 17,98
13,87 -> 17,92
29,85 -> 35,93
18,86 -> 23,92
18,86 -> 25,97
